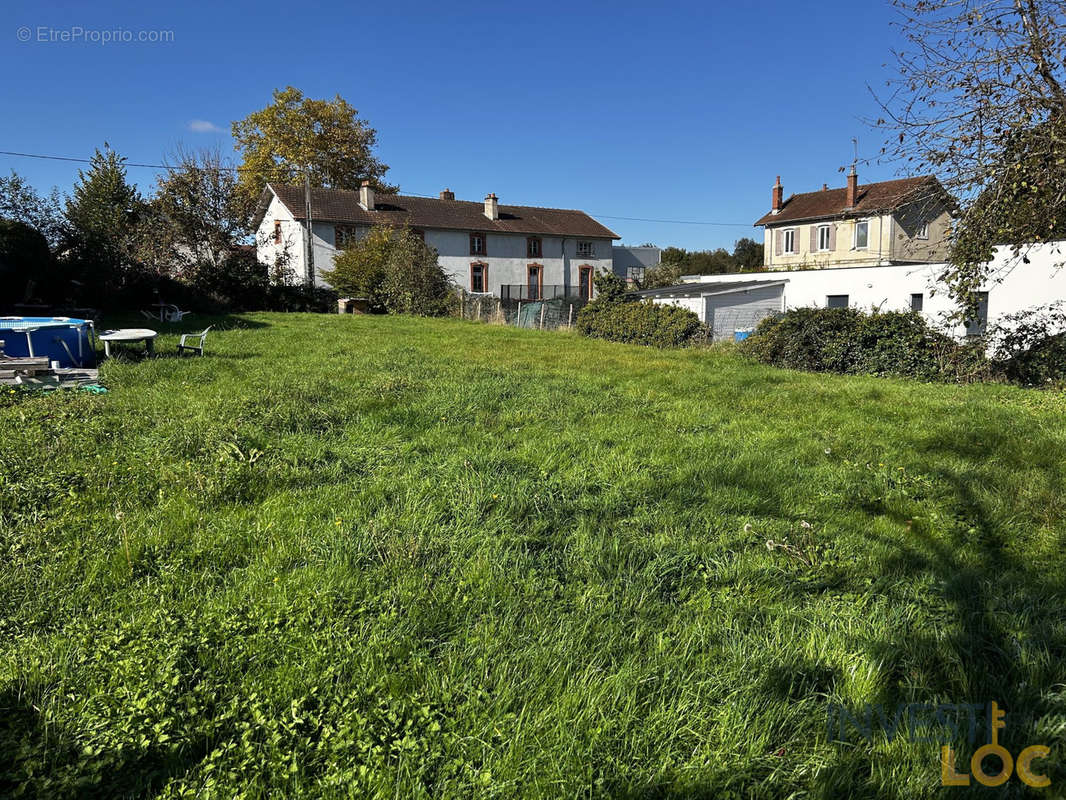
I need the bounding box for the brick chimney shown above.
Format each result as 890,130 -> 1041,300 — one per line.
359,180 -> 375,211
439,188 -> 455,201
771,176 -> 783,214
845,165 -> 858,209
484,193 -> 499,221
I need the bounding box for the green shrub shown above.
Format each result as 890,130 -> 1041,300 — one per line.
0,218 -> 55,303
190,248 -> 271,310
576,298 -> 706,348
321,225 -> 453,316
986,304 -> 1066,386
742,307 -> 972,380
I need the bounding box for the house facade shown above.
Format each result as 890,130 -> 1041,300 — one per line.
754,169 -> 953,270
255,183 -> 618,300
612,245 -> 662,284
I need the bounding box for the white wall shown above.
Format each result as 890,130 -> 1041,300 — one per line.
256,194 -> 305,283
289,220 -> 613,296
649,284 -> 785,339
687,241 -> 1066,338
433,232 -> 613,294
654,295 -> 704,320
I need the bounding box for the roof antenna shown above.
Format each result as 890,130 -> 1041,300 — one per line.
852,137 -> 859,169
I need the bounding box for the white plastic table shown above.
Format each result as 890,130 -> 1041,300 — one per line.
99,328 -> 158,357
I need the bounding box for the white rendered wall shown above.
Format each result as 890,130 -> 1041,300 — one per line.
686,242 -> 1066,338
300,224 -> 614,296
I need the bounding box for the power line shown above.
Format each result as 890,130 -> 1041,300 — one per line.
585,213 -> 751,227
0,148 -> 270,174
0,148 -> 755,228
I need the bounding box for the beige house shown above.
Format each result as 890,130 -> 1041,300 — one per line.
753,169 -> 953,270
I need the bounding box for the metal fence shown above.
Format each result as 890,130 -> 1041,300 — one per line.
457,293 -> 505,324
456,290 -> 590,330
500,284 -> 588,302
510,297 -> 589,330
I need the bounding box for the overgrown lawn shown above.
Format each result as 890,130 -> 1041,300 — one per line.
3,313 -> 1065,798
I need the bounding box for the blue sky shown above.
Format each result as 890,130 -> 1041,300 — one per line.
2,0 -> 910,250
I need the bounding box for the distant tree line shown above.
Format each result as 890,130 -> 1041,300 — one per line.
0,87 -> 395,313
639,237 -> 763,290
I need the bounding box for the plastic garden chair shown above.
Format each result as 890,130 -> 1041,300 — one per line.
164,305 -> 191,322
177,326 -> 212,357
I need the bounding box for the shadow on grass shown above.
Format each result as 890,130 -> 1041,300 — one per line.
97,313 -> 273,334
94,314 -> 271,363
0,687 -> 208,798
593,407 -> 1066,799
804,420 -> 1066,797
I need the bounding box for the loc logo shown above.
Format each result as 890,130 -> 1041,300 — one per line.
941,702 -> 1050,787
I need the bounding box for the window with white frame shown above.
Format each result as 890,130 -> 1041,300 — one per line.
627,265 -> 645,283
783,228 -> 797,254
817,224 -> 831,251
854,220 -> 869,249
577,241 -> 595,258
916,222 -> 929,239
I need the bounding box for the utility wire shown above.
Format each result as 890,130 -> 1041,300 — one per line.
585,213 -> 751,227
0,148 -> 754,227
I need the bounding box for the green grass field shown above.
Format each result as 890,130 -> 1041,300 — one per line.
3,313 -> 1066,798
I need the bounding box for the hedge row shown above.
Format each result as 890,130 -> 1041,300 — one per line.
576,298 -> 706,348
741,307 -> 988,381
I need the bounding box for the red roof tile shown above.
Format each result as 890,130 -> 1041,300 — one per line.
754,176 -> 945,226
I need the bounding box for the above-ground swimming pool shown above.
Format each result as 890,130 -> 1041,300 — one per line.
0,317 -> 98,368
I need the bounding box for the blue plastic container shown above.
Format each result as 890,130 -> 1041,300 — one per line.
0,317 -> 97,367
734,328 -> 753,342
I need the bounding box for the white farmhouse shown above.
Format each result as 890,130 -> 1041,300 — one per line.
255,183 -> 618,300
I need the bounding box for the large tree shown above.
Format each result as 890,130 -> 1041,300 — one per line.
732,237 -> 765,271
876,0 -> 1066,307
64,145 -> 142,271
232,86 -> 395,205
137,145 -> 252,276
0,171 -> 66,249
0,219 -> 54,303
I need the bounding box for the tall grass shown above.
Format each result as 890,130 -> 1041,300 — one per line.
2,313 -> 1065,798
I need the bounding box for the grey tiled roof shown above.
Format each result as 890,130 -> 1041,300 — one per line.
633,279 -> 787,298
